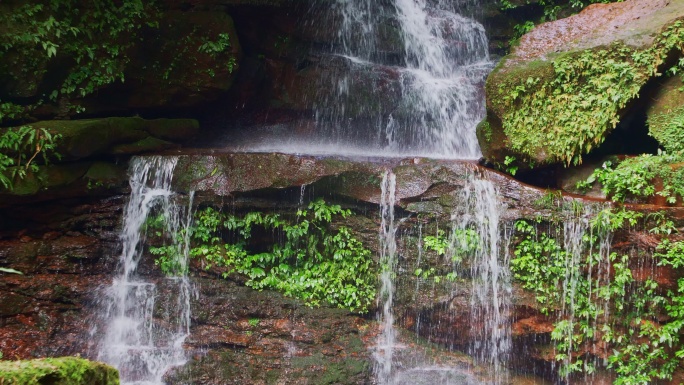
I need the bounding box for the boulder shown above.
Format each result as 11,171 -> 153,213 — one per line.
479,0 -> 684,168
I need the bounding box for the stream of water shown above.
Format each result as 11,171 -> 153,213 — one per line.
230,0 -> 491,159
97,156 -> 193,385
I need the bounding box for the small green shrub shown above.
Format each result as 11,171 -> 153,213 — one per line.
0,125 -> 62,190
578,153 -> 684,204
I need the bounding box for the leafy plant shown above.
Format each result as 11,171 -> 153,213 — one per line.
579,153 -> 684,204
0,125 -> 62,190
150,199 -> 376,313
511,210 -> 684,383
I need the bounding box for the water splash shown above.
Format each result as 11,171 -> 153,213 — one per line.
97,156 -> 193,385
374,170 -> 398,384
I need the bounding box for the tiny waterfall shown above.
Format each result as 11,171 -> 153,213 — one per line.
375,170 -> 398,384
456,176 -> 511,384
97,156 -> 193,385
557,204 -> 613,383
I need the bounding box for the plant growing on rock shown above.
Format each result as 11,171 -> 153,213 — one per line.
150,199 -> 376,313
511,210 -> 684,383
488,19 -> 684,167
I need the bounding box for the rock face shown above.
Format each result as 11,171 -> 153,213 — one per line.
2,153 -> 683,384
479,0 -> 684,167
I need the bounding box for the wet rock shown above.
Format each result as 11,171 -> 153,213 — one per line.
20,117 -> 199,161
164,277 -> 372,385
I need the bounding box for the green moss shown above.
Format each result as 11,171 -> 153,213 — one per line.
0,357 -> 119,385
488,20 -> 684,166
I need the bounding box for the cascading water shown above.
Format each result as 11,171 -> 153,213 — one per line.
557,204 -> 613,383
97,156 -> 193,385
375,170 -> 398,384
237,0 -> 491,158
455,176 -> 511,384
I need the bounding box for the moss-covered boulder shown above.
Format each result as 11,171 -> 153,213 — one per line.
479,0 -> 684,168
0,357 -> 119,385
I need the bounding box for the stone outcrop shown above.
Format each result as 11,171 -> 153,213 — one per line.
479,0 -> 684,168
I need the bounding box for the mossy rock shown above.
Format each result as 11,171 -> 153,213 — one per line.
480,0 -> 684,168
2,117 -> 198,162
647,75 -> 684,153
0,357 -> 119,385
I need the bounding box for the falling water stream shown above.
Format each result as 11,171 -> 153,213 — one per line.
98,156 -> 193,385
231,0 -> 491,159
375,170 -> 398,383
458,177 -> 511,384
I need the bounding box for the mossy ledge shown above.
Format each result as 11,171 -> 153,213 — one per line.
0,357 -> 119,385
480,0 -> 684,168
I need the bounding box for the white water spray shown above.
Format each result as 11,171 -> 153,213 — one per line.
456,176 -> 511,384
233,0 -> 491,159
375,170 -> 398,384
97,156 -> 193,385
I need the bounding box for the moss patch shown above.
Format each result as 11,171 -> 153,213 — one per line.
0,357 -> 119,385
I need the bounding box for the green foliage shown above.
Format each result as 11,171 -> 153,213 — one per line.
511,211 -> 684,383
150,199 -> 376,313
424,229 -> 449,256
493,20 -> 684,165
0,267 -> 23,274
579,154 -> 684,204
0,125 -> 62,190
0,357 -> 119,385
424,227 -> 480,263
0,2 -> 239,124
648,105 -> 684,154
0,1 -> 157,123
503,155 -> 518,176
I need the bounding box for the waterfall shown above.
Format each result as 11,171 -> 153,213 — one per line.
375,170 -> 398,384
558,204 -> 613,383
457,176 -> 511,384
97,156 -> 193,385
237,0 -> 491,159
